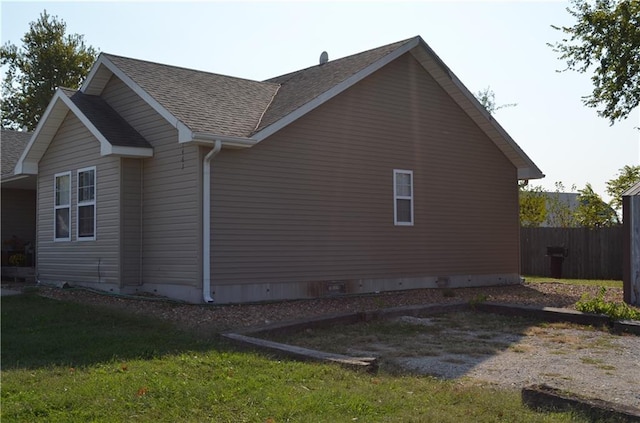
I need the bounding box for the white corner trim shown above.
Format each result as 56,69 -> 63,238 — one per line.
252,37 -> 421,142
86,55 -> 192,142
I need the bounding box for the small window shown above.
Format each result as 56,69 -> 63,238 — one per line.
394,169 -> 413,226
77,167 -> 96,240
54,172 -> 71,241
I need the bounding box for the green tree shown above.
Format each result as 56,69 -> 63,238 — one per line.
574,183 -> 619,227
475,86 -> 517,114
519,184 -> 547,227
1,10 -> 97,130
549,0 -> 640,124
606,164 -> 640,211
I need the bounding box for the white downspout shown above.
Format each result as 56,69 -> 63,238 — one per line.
203,140 -> 222,303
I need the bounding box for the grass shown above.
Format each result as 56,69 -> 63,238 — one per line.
523,276 -> 622,288
0,293 -> 589,422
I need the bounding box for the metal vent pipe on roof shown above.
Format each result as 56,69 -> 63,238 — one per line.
319,51 -> 328,65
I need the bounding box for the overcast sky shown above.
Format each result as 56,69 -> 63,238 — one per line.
2,1 -> 638,201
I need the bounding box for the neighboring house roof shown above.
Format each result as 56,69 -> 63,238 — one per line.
1,129 -> 31,179
623,181 -> 640,196
16,35 -> 544,180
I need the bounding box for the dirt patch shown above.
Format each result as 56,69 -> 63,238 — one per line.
270,312 -> 640,409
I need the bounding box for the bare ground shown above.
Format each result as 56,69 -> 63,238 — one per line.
5,280 -> 639,409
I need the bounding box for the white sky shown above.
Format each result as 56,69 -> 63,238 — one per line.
2,1 -> 638,201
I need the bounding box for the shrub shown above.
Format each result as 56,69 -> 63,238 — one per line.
576,286 -> 640,321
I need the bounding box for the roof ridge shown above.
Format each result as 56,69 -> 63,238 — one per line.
264,36 -> 418,83
101,52 -> 279,87
253,84 -> 281,133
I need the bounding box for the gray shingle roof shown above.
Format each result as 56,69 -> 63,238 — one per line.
103,54 -> 280,138
1,129 -> 31,178
60,88 -> 151,149
100,37 -> 415,138
257,37 -> 415,133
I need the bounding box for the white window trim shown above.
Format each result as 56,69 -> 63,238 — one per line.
54,171 -> 71,241
393,169 -> 414,226
76,166 -> 96,241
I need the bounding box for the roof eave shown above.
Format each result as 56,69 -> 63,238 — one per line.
623,181 -> 640,196
15,89 -> 154,175
190,132 -> 257,149
83,54 -> 192,143
409,39 -> 544,181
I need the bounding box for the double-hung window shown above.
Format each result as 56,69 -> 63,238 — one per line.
54,172 -> 71,241
393,169 -> 413,226
77,167 -> 96,240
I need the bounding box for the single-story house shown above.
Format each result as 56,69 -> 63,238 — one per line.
1,129 -> 36,268
13,35 -> 544,303
623,181 -> 640,305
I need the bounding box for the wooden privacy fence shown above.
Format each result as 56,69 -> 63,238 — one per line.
520,227 -> 623,280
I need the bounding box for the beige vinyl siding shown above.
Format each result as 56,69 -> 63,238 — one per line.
102,77 -> 200,287
37,113 -> 120,285
210,52 -> 518,286
120,158 -> 142,286
1,188 -> 36,246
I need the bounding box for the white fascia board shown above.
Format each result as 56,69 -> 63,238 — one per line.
108,146 -> 154,157
14,90 -> 69,175
59,97 -> 153,158
252,37 -> 421,142
448,71 -> 545,180
84,55 -> 192,142
54,94 -> 114,156
518,167 -> 546,180
191,132 -> 257,149
81,56 -> 109,94
410,39 -> 545,181
1,174 -> 30,184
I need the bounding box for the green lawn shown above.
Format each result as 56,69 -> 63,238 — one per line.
1,293 -> 588,422
523,276 -> 623,288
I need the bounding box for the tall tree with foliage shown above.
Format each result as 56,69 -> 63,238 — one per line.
1,10 -> 97,130
606,164 -> 640,212
519,184 -> 547,227
575,183 -> 620,227
549,0 -> 640,124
